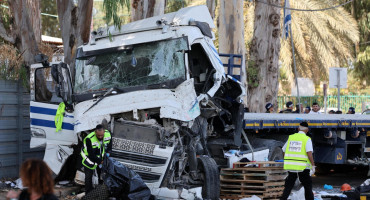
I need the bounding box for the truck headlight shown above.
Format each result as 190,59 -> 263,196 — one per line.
31,127 -> 46,138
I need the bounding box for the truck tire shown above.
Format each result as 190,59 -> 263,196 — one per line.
198,156 -> 220,200
269,146 -> 284,161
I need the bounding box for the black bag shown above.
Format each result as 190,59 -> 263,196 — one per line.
357,184 -> 370,193
102,157 -> 152,200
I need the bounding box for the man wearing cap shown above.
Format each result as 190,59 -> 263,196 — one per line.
265,103 -> 274,113
281,122 -> 315,200
347,107 -> 355,114
309,102 -> 321,114
280,101 -> 294,113
304,106 -> 311,114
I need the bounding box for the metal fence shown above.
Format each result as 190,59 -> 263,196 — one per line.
278,95 -> 370,113
0,80 -> 44,178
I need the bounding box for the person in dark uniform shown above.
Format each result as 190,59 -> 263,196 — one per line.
347,107 -> 355,114
265,103 -> 274,113
293,104 -> 303,113
304,106 -> 311,114
80,124 -> 112,194
280,101 -> 294,113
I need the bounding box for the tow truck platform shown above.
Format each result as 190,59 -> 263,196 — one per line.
243,113 -> 370,129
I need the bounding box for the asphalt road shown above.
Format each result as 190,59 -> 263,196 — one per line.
312,165 -> 369,192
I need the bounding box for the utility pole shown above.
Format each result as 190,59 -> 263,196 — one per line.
289,24 -> 301,109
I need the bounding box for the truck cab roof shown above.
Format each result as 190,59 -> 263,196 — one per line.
79,5 -> 215,55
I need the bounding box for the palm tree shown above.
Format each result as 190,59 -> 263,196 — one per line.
280,0 -> 359,92
245,0 -> 359,95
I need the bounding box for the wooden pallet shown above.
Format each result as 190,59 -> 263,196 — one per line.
220,162 -> 286,200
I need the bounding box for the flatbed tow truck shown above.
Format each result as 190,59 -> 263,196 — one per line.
29,5 -> 370,199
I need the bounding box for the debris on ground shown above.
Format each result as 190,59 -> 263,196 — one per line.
180,187 -> 202,200
358,179 -> 370,193
240,195 -> 262,200
324,184 -> 333,190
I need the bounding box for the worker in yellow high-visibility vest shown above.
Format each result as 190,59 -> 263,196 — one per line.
80,124 -> 112,194
281,122 -> 315,200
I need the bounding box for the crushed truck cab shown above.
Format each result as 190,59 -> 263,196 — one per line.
29,6 -> 245,199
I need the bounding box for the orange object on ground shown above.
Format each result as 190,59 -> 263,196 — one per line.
341,183 -> 352,191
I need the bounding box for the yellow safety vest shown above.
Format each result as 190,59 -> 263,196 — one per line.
284,133 -> 312,171
81,130 -> 111,170
55,102 -> 65,132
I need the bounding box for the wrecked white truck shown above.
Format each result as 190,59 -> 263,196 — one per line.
30,6 -> 245,199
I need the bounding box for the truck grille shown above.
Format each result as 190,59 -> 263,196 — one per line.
112,137 -> 156,155
135,171 -> 161,183
111,149 -> 167,166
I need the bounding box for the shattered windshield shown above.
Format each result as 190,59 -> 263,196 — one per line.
74,38 -> 188,94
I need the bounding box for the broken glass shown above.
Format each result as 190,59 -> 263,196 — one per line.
74,37 -> 188,94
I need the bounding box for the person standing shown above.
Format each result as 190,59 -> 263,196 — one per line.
304,106 -> 311,114
6,159 -> 58,200
281,122 -> 315,200
309,102 -> 321,114
280,101 -> 294,113
347,107 -> 355,114
265,103 -> 274,113
293,104 -> 303,113
81,124 -> 112,194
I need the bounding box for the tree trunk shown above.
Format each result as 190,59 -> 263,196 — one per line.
26,0 -> 41,44
131,0 -> 165,21
206,0 -> 216,19
8,0 -> 40,66
56,0 -> 93,79
218,0 -> 247,102
247,0 -> 281,112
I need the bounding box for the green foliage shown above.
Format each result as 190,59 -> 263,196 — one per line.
103,0 -> 130,30
165,0 -> 188,13
353,46 -> 370,85
246,60 -> 259,88
41,0 -> 61,37
0,4 -> 11,44
341,0 -> 370,85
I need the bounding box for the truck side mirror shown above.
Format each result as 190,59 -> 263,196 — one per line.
51,62 -> 73,105
35,54 -> 49,67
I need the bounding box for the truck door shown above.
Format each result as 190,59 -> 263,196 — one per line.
30,63 -> 75,174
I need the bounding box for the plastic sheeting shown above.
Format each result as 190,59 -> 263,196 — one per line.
102,157 -> 152,200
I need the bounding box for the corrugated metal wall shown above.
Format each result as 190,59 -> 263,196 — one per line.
0,80 -> 44,178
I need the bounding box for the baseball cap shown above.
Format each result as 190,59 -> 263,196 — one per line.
348,107 -> 355,113
265,103 -> 273,110
286,101 -> 293,108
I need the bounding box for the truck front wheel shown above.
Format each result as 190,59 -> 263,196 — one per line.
198,155 -> 220,200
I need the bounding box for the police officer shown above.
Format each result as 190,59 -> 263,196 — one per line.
281,122 -> 315,200
304,106 -> 311,114
81,124 -> 112,193
293,104 -> 303,113
265,103 -> 274,113
280,101 -> 294,113
347,107 -> 355,114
